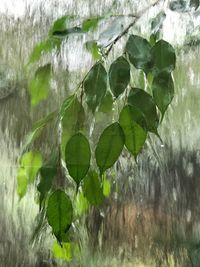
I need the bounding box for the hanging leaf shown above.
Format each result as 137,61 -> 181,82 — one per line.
47,190 -> 73,241
28,64 -> 52,106
82,17 -> 101,32
128,88 -> 159,134
95,122 -> 125,174
119,105 -> 147,158
49,15 -> 74,36
65,133 -> 91,185
37,152 -> 58,208
109,56 -> 130,98
152,72 -> 174,118
52,27 -> 83,38
125,35 -> 152,73
61,96 -> 85,157
98,91 -> 113,113
17,168 -> 28,199
82,170 -> 104,206
85,41 -> 101,60
151,40 -> 176,75
28,39 -> 62,64
20,151 -> 43,183
83,62 -> 107,112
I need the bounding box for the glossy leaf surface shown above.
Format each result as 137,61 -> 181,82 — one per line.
47,190 -> 73,241
65,133 -> 91,185
119,105 -> 147,158
61,96 -> 85,156
151,40 -> 176,75
84,62 -> 107,112
125,35 -> 152,73
109,56 -> 130,98
128,88 -> 159,133
152,72 -> 174,118
83,170 -> 104,206
95,122 -> 124,174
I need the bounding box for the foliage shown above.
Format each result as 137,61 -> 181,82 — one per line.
17,5 -> 177,263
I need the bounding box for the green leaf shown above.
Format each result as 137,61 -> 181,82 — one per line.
65,133 -> 91,185
82,17 -> 101,32
37,152 -> 58,207
128,88 -> 159,133
151,40 -> 176,75
52,241 -> 80,261
47,190 -> 73,241
84,62 -> 107,112
28,64 -> 52,106
83,170 -> 104,206
103,175 -> 111,197
61,96 -> 85,157
75,191 -> 89,216
17,168 -> 28,199
125,35 -> 152,73
98,91 -> 113,113
85,41 -> 101,60
29,38 -> 62,64
49,15 -> 74,36
152,72 -> 174,118
95,122 -> 125,174
20,151 -> 43,183
119,105 -> 147,158
109,56 -> 130,98
52,27 -> 83,37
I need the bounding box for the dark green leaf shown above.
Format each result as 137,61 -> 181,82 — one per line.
128,88 -> 159,133
125,35 -> 152,73
151,40 -> 176,75
109,56 -> 130,98
98,91 -> 113,113
83,170 -> 104,206
49,15 -> 74,36
37,152 -> 58,207
84,63 -> 107,112
85,41 -> 101,60
95,122 -> 125,174
82,17 -> 101,32
152,72 -> 174,118
52,27 -> 83,37
65,133 -> 91,185
29,38 -> 62,64
28,64 -> 52,106
47,190 -> 73,241
61,96 -> 85,157
119,105 -> 147,158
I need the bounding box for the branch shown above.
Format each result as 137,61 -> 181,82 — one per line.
105,0 -> 162,56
